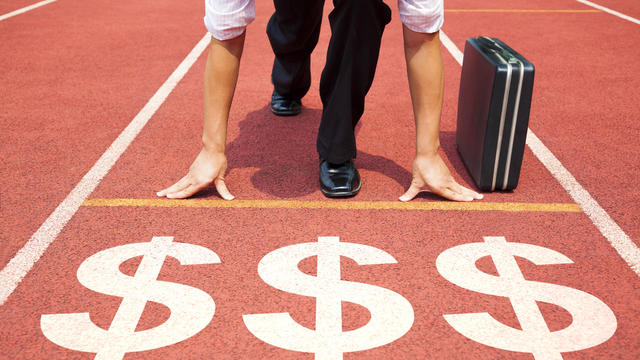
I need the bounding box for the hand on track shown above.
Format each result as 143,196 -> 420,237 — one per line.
156,148 -> 234,200
399,153 -> 483,202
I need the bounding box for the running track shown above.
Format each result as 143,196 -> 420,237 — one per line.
1,0 -> 638,359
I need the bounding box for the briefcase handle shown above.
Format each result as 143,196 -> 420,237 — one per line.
476,36 -> 519,64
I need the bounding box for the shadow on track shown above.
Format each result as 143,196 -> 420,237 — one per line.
192,107 -> 476,199
226,105 -> 414,198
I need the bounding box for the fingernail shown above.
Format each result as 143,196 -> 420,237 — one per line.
156,192 -> 162,197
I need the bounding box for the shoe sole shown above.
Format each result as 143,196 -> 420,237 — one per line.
320,180 -> 362,198
270,106 -> 301,117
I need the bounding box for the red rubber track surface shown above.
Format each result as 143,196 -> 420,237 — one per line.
0,0 -> 45,15
1,0 -> 204,267
1,0 -> 638,359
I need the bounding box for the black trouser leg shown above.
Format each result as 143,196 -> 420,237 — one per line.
317,0 -> 391,164
267,0 -> 325,99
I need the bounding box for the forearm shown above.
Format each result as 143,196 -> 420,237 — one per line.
402,26 -> 444,157
202,33 -> 245,153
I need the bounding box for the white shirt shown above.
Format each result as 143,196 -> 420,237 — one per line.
204,0 -> 443,41
398,0 -> 443,34
204,0 -> 256,41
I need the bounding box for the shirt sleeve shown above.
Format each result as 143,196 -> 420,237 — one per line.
398,0 -> 444,34
204,0 -> 256,41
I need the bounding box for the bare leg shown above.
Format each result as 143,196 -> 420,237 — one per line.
399,26 -> 482,202
157,33 -> 245,199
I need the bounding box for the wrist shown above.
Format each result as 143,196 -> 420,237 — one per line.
415,140 -> 440,158
202,135 -> 225,154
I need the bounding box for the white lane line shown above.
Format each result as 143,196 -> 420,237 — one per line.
0,0 -> 56,22
576,0 -> 640,25
0,34 -> 211,306
440,31 -> 463,64
440,31 -> 640,277
525,131 -> 640,275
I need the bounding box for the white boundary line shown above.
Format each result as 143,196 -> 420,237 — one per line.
0,34 -> 211,305
0,0 -> 56,22
576,0 -> 640,25
440,31 -> 640,277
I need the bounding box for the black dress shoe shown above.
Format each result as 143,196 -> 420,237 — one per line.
319,159 -> 361,198
270,90 -> 302,116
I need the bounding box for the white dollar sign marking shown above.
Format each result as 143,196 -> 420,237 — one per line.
243,236 -> 414,360
436,236 -> 617,360
41,236 -> 220,360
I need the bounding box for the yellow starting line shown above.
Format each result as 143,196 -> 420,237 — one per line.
445,9 -> 600,13
83,198 -> 582,213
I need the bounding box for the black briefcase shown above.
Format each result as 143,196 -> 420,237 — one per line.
456,37 -> 535,191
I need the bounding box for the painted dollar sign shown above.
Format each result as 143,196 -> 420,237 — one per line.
243,236 -> 414,360
41,236 -> 220,360
436,236 -> 617,360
